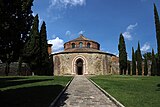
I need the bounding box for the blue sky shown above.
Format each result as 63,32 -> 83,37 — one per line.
32,0 -> 160,60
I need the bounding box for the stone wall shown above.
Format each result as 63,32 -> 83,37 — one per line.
0,62 -> 31,76
53,53 -> 119,75
64,41 -> 100,50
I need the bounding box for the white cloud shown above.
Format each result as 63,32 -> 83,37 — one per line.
141,42 -> 150,52
32,13 -> 36,16
123,32 -> 132,40
127,23 -> 138,31
49,14 -> 62,22
39,17 -> 43,26
116,54 -> 119,57
64,30 -> 76,39
49,0 -> 86,9
65,30 -> 71,36
47,0 -> 86,22
48,37 -> 64,53
106,51 -> 117,56
78,30 -> 85,35
123,23 -> 138,40
52,34 -> 56,38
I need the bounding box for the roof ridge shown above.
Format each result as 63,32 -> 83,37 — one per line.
69,34 -> 88,41
65,34 -> 99,44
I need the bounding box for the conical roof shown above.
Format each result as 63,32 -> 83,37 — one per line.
72,34 -> 89,41
66,34 -> 98,44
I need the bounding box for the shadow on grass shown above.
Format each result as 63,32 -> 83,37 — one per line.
0,77 -> 26,81
0,85 -> 64,107
0,78 -> 53,88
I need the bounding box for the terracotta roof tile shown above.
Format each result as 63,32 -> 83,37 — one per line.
66,34 -> 98,43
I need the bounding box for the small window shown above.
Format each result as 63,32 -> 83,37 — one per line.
72,43 -> 75,48
79,42 -> 83,48
87,43 -> 90,48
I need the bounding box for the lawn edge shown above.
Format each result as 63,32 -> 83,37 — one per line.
89,78 -> 125,107
49,76 -> 74,107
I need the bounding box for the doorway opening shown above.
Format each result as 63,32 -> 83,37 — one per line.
76,59 -> 83,75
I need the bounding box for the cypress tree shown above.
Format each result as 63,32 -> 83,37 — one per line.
143,52 -> 152,61
127,62 -> 131,75
144,55 -> 148,76
23,14 -> 40,74
118,33 -> 127,75
155,56 -> 159,75
132,47 -> 136,75
135,50 -> 138,61
151,49 -> 157,76
137,42 -> 142,75
154,4 -> 160,75
39,21 -> 50,75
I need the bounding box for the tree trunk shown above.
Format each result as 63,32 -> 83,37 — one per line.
17,56 -> 22,75
5,62 -> 10,76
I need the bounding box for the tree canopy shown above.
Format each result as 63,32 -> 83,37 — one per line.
132,47 -> 136,75
39,21 -> 50,75
0,0 -> 33,75
118,33 -> 127,75
151,49 -> 157,76
154,3 -> 160,76
136,42 -> 142,75
23,14 -> 40,74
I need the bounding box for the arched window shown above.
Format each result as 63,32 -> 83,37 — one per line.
87,43 -> 90,48
79,42 -> 83,48
72,43 -> 75,48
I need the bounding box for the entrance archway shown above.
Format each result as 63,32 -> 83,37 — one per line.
76,59 -> 83,75
72,55 -> 88,75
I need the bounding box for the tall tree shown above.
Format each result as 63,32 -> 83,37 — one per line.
144,55 -> 148,76
155,54 -> 159,75
143,52 -> 152,61
151,49 -> 157,76
137,42 -> 142,75
0,0 -> 33,75
17,0 -> 34,75
132,47 -> 136,75
154,4 -> 160,76
135,50 -> 138,61
39,21 -> 50,75
118,33 -> 127,75
127,62 -> 131,75
23,14 -> 40,75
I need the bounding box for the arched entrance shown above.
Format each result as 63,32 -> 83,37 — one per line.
72,55 -> 88,75
76,59 -> 83,75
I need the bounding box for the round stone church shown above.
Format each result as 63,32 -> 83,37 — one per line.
52,35 -> 119,75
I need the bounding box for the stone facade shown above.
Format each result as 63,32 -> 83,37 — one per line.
52,35 -> 119,75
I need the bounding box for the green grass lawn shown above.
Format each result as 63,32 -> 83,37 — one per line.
0,76 -> 72,107
90,75 -> 160,107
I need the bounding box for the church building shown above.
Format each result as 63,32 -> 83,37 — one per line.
52,35 -> 119,75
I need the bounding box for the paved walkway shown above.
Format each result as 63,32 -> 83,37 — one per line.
55,75 -> 118,107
